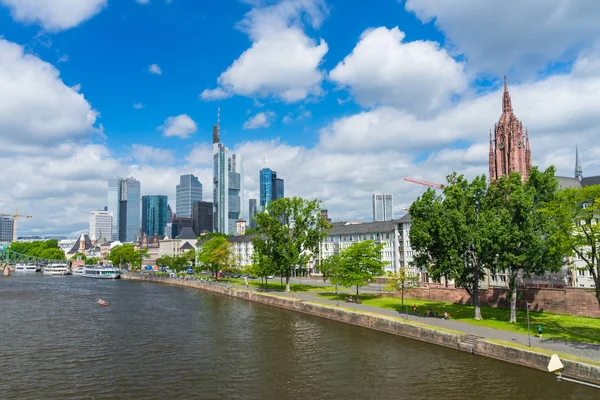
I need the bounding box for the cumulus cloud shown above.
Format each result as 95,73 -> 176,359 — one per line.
0,0 -> 106,31
159,114 -> 197,138
404,0 -> 600,75
148,63 -> 162,75
330,26 -> 467,115
201,0 -> 328,102
200,87 -> 232,101
131,144 -> 175,165
244,111 -> 276,129
136,0 -> 150,4
0,39 -> 98,146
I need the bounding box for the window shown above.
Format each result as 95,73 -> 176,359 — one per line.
578,269 -> 585,277
500,275 -> 506,282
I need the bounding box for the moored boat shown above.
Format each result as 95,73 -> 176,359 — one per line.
43,264 -> 71,275
73,267 -> 85,276
82,266 -> 120,279
15,264 -> 40,273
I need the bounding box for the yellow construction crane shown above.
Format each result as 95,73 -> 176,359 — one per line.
0,210 -> 33,242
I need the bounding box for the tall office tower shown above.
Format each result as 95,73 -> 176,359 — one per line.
192,201 -> 213,235
141,195 -> 168,237
89,211 -> 113,241
248,199 -> 257,229
176,174 -> 202,218
172,217 -> 193,239
372,193 -> 393,222
0,215 -> 14,242
212,109 -> 243,234
259,159 -> 285,208
167,204 -> 173,223
107,177 -> 141,242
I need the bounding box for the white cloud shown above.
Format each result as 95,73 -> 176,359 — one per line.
0,39 -> 98,146
244,111 -> 276,129
133,102 -> 145,109
201,0 -> 328,102
329,26 -> 467,115
283,110 -> 312,124
200,87 -> 232,101
159,114 -> 197,138
0,0 -> 106,32
404,0 -> 600,75
58,54 -> 69,63
148,63 -> 162,75
131,144 -> 175,164
136,0 -> 150,4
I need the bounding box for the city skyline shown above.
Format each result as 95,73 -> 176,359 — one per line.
2,1 -> 600,237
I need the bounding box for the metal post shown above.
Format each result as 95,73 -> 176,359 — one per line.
526,301 -> 531,347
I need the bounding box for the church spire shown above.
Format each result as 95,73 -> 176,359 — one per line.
502,75 -> 513,114
575,146 -> 583,181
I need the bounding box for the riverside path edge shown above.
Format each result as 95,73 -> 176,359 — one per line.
122,274 -> 600,385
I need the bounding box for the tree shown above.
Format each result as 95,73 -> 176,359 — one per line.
385,268 -> 420,308
542,184 -> 600,309
156,255 -> 173,268
254,197 -> 330,292
197,236 -> 233,279
132,248 -> 150,269
86,257 -> 99,265
337,240 -> 387,297
247,251 -> 276,287
108,244 -> 136,267
410,173 -> 492,320
319,254 -> 344,294
485,167 -> 565,323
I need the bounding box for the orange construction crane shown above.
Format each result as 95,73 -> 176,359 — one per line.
0,210 -> 33,242
404,177 -> 443,189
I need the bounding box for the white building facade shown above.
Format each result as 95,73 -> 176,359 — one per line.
372,193 -> 393,222
89,211 -> 113,241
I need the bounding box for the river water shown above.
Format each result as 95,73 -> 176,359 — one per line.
0,274 -> 596,399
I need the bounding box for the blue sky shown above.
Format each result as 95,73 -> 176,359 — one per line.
1,0 -> 600,237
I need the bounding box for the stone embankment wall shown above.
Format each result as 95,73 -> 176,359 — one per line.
398,287 -> 600,318
123,274 -> 600,384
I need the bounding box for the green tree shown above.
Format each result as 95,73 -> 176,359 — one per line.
385,268 -> 420,308
337,240 -> 387,297
156,255 -> 173,268
318,254 -> 344,294
485,167 -> 565,323
85,257 -> 99,265
542,184 -> 600,308
410,173 -> 492,320
39,248 -> 66,261
108,244 -> 136,268
132,248 -> 150,269
254,197 -> 330,292
197,236 -> 233,279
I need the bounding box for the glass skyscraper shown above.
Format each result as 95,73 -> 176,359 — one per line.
176,174 -> 202,218
212,109 -> 243,235
260,168 -> 284,208
372,193 -> 393,222
142,195 -> 168,237
107,177 -> 141,242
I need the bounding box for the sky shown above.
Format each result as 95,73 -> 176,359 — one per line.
2,0 -> 600,238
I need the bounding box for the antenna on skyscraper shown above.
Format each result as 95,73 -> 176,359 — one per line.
265,153 -> 268,168
217,106 -> 221,127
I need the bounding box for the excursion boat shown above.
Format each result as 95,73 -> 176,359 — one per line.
14,264 -> 40,273
43,264 -> 71,275
73,267 -> 85,276
82,266 -> 120,279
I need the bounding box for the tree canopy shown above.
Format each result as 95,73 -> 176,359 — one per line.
337,240 -> 387,297
107,244 -> 136,267
6,240 -> 65,261
197,236 -> 234,278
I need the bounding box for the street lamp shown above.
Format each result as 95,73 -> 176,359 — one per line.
526,301 -> 531,347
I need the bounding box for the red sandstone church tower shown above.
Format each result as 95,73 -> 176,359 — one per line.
489,77 -> 532,182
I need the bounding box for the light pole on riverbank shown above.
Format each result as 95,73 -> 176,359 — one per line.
526,301 -> 531,347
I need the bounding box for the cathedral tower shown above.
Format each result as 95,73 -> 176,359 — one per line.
489,77 -> 532,182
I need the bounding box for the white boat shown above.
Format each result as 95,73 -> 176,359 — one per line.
15,264 -> 40,273
82,266 -> 120,279
43,264 -> 71,275
73,267 -> 85,276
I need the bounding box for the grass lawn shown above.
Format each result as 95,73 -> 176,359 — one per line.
319,293 -> 600,345
228,279 -> 336,293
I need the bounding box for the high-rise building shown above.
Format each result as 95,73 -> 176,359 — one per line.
192,201 -> 213,235
0,215 -> 14,242
176,174 -> 202,218
489,76 -> 532,182
142,195 -> 168,237
212,109 -> 243,234
373,193 -> 393,222
167,204 -> 173,223
172,217 -> 193,239
89,211 -> 112,241
107,177 -> 141,242
248,199 -> 257,229
259,161 -> 284,208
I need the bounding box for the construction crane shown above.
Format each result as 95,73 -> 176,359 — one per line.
404,177 -> 443,189
0,210 -> 33,242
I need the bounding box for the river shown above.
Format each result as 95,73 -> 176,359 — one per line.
0,274 -> 596,399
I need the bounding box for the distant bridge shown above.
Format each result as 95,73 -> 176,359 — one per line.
0,248 -> 69,265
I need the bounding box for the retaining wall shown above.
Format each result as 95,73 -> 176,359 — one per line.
122,274 -> 600,385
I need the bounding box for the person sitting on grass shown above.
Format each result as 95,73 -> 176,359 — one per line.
412,305 -> 418,315
426,308 -> 433,317
442,311 -> 450,320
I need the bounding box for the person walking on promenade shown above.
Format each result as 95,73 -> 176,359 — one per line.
537,324 -> 543,338
245,276 -> 249,289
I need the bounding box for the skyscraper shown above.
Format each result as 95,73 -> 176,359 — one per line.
259,159 -> 284,208
192,201 -> 213,235
142,195 -> 168,237
176,174 -> 202,218
89,210 -> 112,241
373,193 -> 393,222
248,198 -> 257,229
212,109 -> 243,234
107,177 -> 141,242
489,76 -> 532,182
0,215 -> 14,242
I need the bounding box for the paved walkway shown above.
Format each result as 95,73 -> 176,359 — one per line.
216,280 -> 600,362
